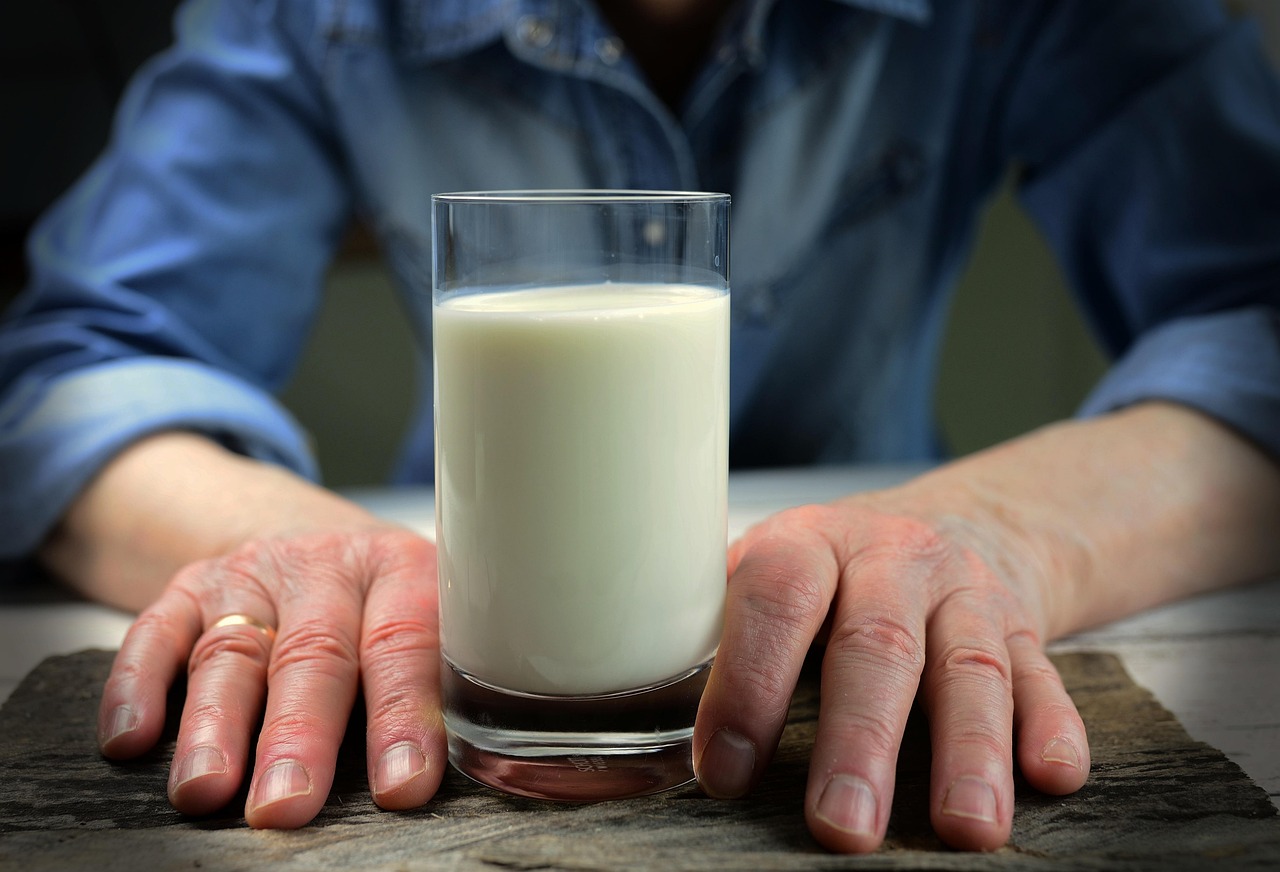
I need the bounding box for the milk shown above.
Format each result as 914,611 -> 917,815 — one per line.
434,283 -> 729,696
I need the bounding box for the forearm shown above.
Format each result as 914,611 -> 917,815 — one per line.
38,431 -> 386,612
877,401 -> 1280,640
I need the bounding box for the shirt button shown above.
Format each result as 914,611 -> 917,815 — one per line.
595,36 -> 624,65
516,16 -> 554,49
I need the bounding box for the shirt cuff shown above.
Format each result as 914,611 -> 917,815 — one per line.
0,358 -> 318,559
1078,306 -> 1280,459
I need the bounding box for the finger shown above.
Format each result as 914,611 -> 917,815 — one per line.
168,608 -> 277,816
98,589 -> 203,760
1008,633 -> 1089,795
922,586 -> 1016,852
359,536 -> 447,810
244,552 -> 365,829
694,506 -> 840,800
725,534 -> 751,578
803,541 -> 929,854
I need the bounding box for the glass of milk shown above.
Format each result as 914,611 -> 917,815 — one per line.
431,191 -> 730,800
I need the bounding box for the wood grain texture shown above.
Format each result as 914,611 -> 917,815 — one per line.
0,649 -> 1277,871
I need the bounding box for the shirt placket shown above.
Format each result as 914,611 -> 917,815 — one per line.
498,0 -> 709,190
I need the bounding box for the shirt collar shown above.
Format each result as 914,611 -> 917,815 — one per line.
394,0 -> 507,62
395,0 -> 931,62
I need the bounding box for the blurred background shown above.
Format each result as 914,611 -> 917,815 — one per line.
2,1 -> 1278,488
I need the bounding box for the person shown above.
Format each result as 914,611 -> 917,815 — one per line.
2,0 -> 1279,854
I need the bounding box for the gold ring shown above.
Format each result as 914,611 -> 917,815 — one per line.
209,613 -> 277,644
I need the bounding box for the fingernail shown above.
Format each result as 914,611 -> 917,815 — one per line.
1041,736 -> 1081,769
173,745 -> 228,789
251,759 -> 312,809
101,704 -> 139,745
375,743 -> 426,796
941,775 -> 998,823
815,774 -> 878,837
697,728 -> 756,798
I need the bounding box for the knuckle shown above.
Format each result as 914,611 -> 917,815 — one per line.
268,619 -> 360,680
937,641 -> 1013,691
205,534 -> 367,600
168,559 -> 215,592
741,503 -> 836,545
1016,659 -> 1066,691
125,608 -> 186,646
370,531 -> 436,572
831,706 -> 905,764
1007,632 -> 1063,690
947,726 -> 1009,762
737,565 -> 828,634
868,514 -> 953,567
716,656 -> 794,725
258,710 -> 326,753
205,539 -> 279,584
188,631 -> 271,675
1005,627 -> 1046,650
721,649 -> 794,704
106,656 -> 155,694
771,502 -> 844,533
825,613 -> 925,676
839,513 -> 962,596
361,617 -> 438,661
181,698 -> 240,729
1032,700 -> 1082,729
365,688 -> 427,730
730,503 -> 847,641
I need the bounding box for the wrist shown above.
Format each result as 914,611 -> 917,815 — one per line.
878,402 -> 1280,640
40,431 -> 384,611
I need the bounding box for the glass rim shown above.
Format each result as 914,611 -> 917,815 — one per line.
432,189 -> 730,204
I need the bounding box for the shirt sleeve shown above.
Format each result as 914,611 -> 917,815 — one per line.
1000,0 -> 1280,457
0,0 -> 350,559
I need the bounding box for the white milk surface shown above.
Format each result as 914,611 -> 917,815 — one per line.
434,283 -> 729,695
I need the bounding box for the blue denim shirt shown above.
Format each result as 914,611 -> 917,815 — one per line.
2,0 -> 1279,557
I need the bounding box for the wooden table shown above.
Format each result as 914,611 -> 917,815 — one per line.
2,466 -> 1278,869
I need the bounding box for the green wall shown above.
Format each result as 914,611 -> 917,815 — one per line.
935,177 -> 1107,457
279,259 -> 418,487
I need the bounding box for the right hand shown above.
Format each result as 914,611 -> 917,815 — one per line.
97,525 -> 448,827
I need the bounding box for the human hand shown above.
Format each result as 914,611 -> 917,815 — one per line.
83,406 -> 1280,840
95,527 -> 447,827
691,402 -> 1280,853
691,481 -> 1091,852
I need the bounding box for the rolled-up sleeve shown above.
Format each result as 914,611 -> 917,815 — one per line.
0,0 -> 350,558
1076,308 -> 1280,453
1004,1 -> 1280,457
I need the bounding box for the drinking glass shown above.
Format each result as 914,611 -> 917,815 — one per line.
432,190 -> 730,800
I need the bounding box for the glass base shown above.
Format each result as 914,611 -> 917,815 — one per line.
442,658 -> 712,802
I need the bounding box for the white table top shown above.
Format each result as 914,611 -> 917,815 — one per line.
3,465 -> 1276,807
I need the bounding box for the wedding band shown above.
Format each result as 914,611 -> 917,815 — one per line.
209,613 -> 277,644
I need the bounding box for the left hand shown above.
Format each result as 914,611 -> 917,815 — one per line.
690,484 -> 1089,852
692,403 -> 1280,853
690,482 -> 1091,851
